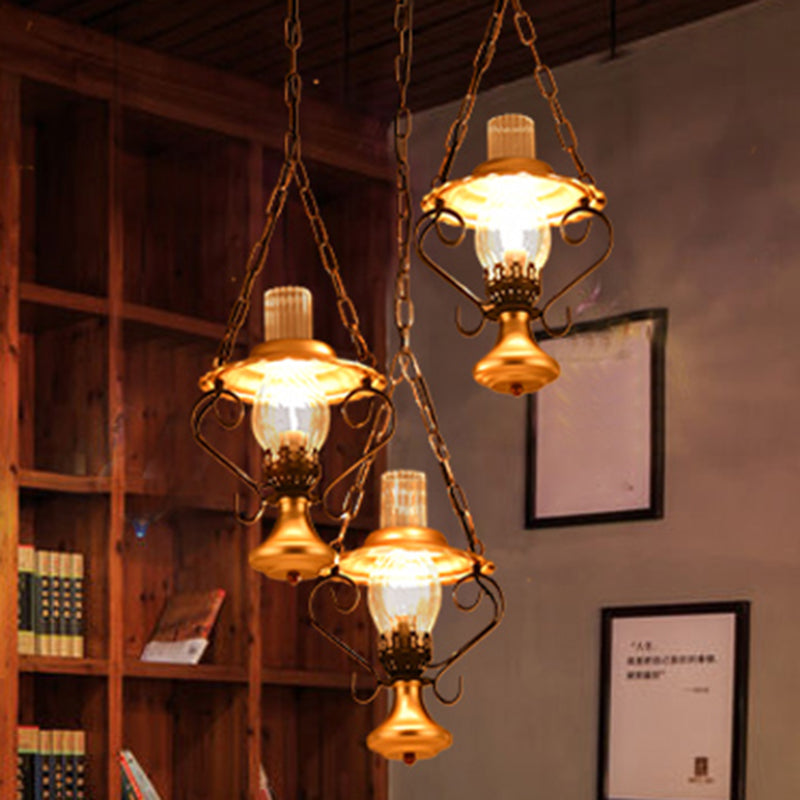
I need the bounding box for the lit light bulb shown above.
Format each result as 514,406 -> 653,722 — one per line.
474,177 -> 552,275
367,550 -> 442,638
251,360 -> 330,453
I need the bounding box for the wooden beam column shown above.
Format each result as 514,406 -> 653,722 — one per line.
0,69 -> 21,796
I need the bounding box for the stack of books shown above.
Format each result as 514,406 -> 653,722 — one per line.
120,750 -> 162,800
17,545 -> 85,658
16,726 -> 86,799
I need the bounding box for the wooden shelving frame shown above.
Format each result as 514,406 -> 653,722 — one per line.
0,3 -> 392,798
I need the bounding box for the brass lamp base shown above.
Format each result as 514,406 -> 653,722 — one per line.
367,680 -> 452,765
248,495 -> 334,584
473,310 -> 560,396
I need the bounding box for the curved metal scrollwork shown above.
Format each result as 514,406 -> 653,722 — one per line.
416,199 -> 613,344
322,383 -> 397,523
308,570 -> 386,692
190,382 -> 269,525
428,568 -> 505,704
415,204 -> 488,317
538,205 -> 614,338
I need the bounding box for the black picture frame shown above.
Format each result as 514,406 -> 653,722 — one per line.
597,602 -> 750,800
525,308 -> 667,529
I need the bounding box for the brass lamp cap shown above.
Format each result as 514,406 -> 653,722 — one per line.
421,157 -> 605,227
367,680 -> 453,765
473,310 -> 560,396
198,338 -> 385,404
248,496 -> 335,584
338,525 -> 493,586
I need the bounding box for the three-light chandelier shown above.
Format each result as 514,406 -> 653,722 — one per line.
192,0 -> 610,765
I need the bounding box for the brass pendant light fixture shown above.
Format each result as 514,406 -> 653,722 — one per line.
307,0 -> 504,765
415,0 -> 614,397
192,0 -> 505,764
191,0 -> 389,585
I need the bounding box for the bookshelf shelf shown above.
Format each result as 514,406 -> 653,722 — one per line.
1,16 -> 391,798
19,469 -> 112,495
123,661 -> 248,683
19,656 -> 109,677
261,667 -> 374,691
20,281 -> 109,317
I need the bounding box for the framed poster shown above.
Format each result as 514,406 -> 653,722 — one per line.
525,308 -> 667,528
598,602 -> 750,800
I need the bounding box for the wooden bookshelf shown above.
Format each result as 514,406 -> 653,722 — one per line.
0,5 -> 392,798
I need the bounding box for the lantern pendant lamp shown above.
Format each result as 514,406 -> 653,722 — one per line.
312,470 -> 501,765
302,0 -> 504,765
195,286 -> 384,584
416,0 -> 613,398
191,0 -> 387,585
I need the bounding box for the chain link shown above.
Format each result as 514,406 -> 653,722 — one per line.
388,0 -> 485,557
294,160 -> 377,368
433,0 -> 509,187
393,0 -> 414,349
431,0 -> 595,190
215,0 -> 377,370
511,0 -> 594,184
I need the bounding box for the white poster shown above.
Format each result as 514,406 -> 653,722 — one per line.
601,605 -> 748,800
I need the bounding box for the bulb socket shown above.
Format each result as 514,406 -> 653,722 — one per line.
262,445 -> 322,495
378,622 -> 432,680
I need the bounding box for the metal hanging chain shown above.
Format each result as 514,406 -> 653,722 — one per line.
294,160 -> 376,369
327,0 -> 415,550
393,0 -> 414,350
510,0 -> 594,185
214,0 -> 302,367
215,0 -> 376,369
432,0 -> 595,190
392,0 -> 485,557
433,0 -> 509,188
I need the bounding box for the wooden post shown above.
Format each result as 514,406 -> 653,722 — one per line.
107,100 -> 125,799
0,69 -> 21,796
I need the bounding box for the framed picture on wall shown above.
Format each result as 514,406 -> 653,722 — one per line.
525,308 -> 667,528
597,602 -> 750,800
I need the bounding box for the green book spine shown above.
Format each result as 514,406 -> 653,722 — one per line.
52,730 -> 65,800
17,726 -> 38,800
50,555 -> 62,658
74,731 -> 86,800
39,729 -> 52,800
17,546 -> 35,656
35,551 -> 52,657
72,554 -> 85,659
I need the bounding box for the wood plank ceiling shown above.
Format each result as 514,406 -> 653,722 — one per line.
7,0 -> 759,122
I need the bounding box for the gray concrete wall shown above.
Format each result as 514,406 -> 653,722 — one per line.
387,2 -> 800,797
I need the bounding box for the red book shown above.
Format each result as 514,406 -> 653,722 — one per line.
140,589 -> 226,664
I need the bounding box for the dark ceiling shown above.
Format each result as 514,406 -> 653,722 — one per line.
8,0 -> 757,121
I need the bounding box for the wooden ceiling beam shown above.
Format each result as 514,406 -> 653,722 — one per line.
0,1 -> 392,179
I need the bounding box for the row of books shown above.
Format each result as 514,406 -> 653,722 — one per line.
17,546 -> 84,658
16,726 -> 86,800
120,749 -> 162,800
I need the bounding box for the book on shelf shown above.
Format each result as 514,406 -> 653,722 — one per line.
18,546 -> 85,659
120,749 -> 162,800
258,762 -> 276,800
17,546 -> 35,656
140,589 -> 225,665
16,727 -> 85,800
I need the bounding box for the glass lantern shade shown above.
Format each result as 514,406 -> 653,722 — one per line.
251,360 -> 331,453
367,549 -> 442,638
473,178 -> 552,274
